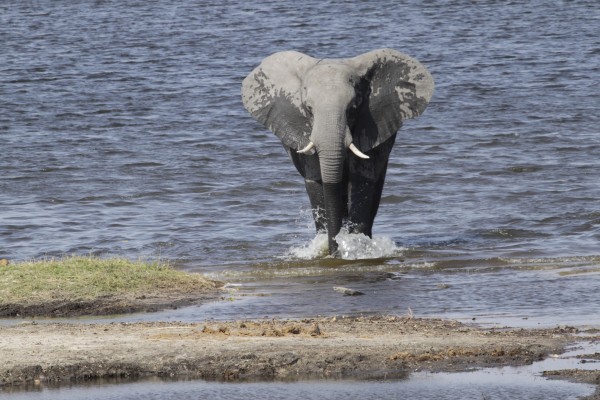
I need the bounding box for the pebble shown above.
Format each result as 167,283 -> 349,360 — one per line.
333,287 -> 364,296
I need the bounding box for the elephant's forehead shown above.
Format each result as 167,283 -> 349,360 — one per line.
304,61 -> 356,83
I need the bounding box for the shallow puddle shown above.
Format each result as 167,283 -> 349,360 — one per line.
46,255 -> 599,330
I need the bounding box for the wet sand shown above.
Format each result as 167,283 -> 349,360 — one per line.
0,290 -> 222,318
1,315 -> 599,398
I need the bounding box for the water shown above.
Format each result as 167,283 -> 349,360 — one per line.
1,0 -> 600,397
3,0 -> 600,267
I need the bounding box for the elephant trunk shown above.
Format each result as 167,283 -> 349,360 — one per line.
311,108 -> 349,256
322,182 -> 344,255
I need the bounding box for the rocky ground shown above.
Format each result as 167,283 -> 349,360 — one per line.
0,315 -> 598,398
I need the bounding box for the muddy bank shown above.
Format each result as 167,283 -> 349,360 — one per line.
0,290 -> 222,318
1,316 -> 597,391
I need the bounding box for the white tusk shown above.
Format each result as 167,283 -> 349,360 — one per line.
349,143 -> 369,159
297,141 -> 315,154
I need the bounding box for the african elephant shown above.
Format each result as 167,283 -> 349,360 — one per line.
242,49 -> 434,256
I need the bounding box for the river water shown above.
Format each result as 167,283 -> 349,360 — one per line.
1,0 -> 600,398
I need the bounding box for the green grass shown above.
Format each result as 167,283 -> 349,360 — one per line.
0,256 -> 217,304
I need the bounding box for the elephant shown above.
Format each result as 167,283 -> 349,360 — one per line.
241,49 -> 434,256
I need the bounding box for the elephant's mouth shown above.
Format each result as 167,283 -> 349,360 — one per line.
297,141 -> 369,160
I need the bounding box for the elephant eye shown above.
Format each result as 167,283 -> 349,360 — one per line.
304,103 -> 313,116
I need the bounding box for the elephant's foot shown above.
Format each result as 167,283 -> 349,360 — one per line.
328,239 -> 341,258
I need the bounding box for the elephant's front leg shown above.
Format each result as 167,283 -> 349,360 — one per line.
347,135 -> 396,237
347,172 -> 388,237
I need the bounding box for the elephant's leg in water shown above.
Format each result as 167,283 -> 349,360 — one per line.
348,135 -> 396,237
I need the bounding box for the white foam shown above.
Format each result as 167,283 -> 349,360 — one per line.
336,232 -> 401,260
288,233 -> 329,259
288,230 -> 402,260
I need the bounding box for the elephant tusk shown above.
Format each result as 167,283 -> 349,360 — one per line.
349,143 -> 370,159
297,141 -> 315,154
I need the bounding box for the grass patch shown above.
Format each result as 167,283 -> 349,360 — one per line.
0,256 -> 218,305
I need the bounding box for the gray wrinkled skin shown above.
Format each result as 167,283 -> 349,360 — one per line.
241,49 -> 433,256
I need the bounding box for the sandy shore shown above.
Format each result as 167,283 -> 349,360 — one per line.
1,316 -> 598,397
0,279 -> 598,397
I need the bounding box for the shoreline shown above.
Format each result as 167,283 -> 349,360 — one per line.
1,316 -> 599,397
1,258 -> 598,397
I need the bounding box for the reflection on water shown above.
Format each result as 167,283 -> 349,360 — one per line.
2,343 -> 598,400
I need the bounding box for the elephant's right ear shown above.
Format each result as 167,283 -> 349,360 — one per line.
242,51 -> 318,151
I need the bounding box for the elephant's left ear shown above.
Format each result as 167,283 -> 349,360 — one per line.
349,49 -> 434,152
242,51 -> 318,151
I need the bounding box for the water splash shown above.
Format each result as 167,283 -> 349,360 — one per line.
287,233 -> 329,259
288,231 -> 402,260
336,232 -> 402,260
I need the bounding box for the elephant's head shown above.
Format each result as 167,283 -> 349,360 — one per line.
242,49 -> 434,255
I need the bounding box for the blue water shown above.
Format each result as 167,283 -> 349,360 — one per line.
0,377 -> 593,400
1,0 -> 600,397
